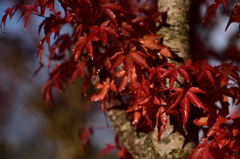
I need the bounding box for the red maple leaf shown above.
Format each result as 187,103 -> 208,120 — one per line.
42,0 -> 56,17
148,65 -> 166,84
101,144 -> 116,155
226,0 -> 240,31
130,77 -> 150,104
38,12 -> 65,50
156,63 -> 190,92
100,2 -> 129,27
71,62 -> 86,82
216,62 -> 240,86
169,86 -> 207,128
90,77 -> 117,102
37,36 -> 46,63
113,69 -> 129,93
88,20 -> 119,46
138,34 -> 163,50
192,60 -> 217,90
189,138 -> 214,159
157,106 -> 168,141
22,3 -> 41,30
72,33 -> 93,61
1,4 -> 22,31
78,127 -> 93,152
0,1 -> 40,31
41,61 -> 76,106
207,115 -> 228,137
138,34 -> 172,59
110,46 -> 150,74
203,0 -> 227,28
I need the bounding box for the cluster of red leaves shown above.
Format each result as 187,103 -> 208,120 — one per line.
203,0 -> 240,32
2,0 -> 240,158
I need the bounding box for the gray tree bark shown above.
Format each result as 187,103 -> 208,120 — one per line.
106,0 -> 194,158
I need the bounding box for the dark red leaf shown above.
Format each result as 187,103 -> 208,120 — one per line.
101,3 -> 129,14
99,28 -> 108,46
187,91 -> 206,110
72,33 -> 87,61
226,1 -> 240,31
71,62 -> 86,82
37,36 -> 46,62
124,56 -> 133,82
1,3 -> 23,31
110,54 -> 126,72
223,0 -> 229,14
129,52 -> 150,69
85,41 -> 93,60
169,87 -> 206,128
202,0 -> 222,28
78,127 -> 92,152
102,8 -> 118,27
23,4 -> 40,30
193,60 -> 217,90
179,95 -> 190,128
88,20 -> 118,45
81,74 -> 92,99
42,0 -> 56,17
178,68 -> 190,83
157,107 -> 167,141
169,69 -> 178,92
32,62 -> 44,79
1,8 -> 14,31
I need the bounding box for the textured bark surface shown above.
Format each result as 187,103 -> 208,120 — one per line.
105,0 -> 194,158
106,100 -> 193,159
158,0 -> 192,63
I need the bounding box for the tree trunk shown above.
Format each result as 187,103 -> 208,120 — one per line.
106,0 -> 193,158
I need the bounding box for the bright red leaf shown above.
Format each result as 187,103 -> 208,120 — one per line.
189,138 -> 214,159
90,77 -> 117,102
101,144 -> 116,155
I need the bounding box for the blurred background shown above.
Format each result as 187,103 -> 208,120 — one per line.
0,0 -> 240,159
0,0 -> 116,159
